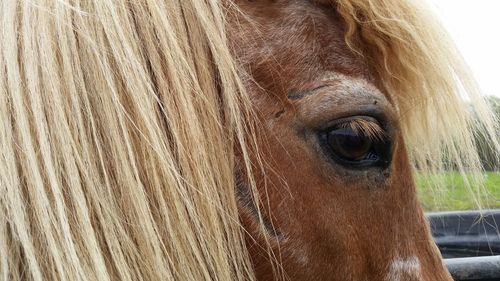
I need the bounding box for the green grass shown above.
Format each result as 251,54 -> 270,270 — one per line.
417,172 -> 500,212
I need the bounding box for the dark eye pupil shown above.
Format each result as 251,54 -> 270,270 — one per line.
327,128 -> 372,161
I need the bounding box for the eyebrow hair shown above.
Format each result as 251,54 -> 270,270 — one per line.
287,85 -> 330,100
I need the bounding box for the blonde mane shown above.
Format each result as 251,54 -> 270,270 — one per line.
0,1 -> 257,280
0,0 -> 497,280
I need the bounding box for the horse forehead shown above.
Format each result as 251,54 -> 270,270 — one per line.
229,0 -> 371,97
229,1 -> 357,57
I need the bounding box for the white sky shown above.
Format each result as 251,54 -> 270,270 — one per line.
428,0 -> 500,97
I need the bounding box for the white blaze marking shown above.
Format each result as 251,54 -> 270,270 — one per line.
290,247 -> 309,266
385,256 -> 422,281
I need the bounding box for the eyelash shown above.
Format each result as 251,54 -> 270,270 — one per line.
336,119 -> 386,141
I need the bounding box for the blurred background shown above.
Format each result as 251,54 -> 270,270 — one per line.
430,0 -> 499,98
418,0 -> 499,211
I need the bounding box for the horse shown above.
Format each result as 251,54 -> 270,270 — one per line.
0,0 -> 497,280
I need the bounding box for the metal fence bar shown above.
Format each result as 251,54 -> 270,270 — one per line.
445,256 -> 500,281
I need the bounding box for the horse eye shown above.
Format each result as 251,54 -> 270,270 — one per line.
319,119 -> 391,169
327,128 -> 373,161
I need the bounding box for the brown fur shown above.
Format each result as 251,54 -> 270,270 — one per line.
227,1 -> 452,280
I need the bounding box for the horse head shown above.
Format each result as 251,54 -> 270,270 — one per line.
228,1 -> 453,280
